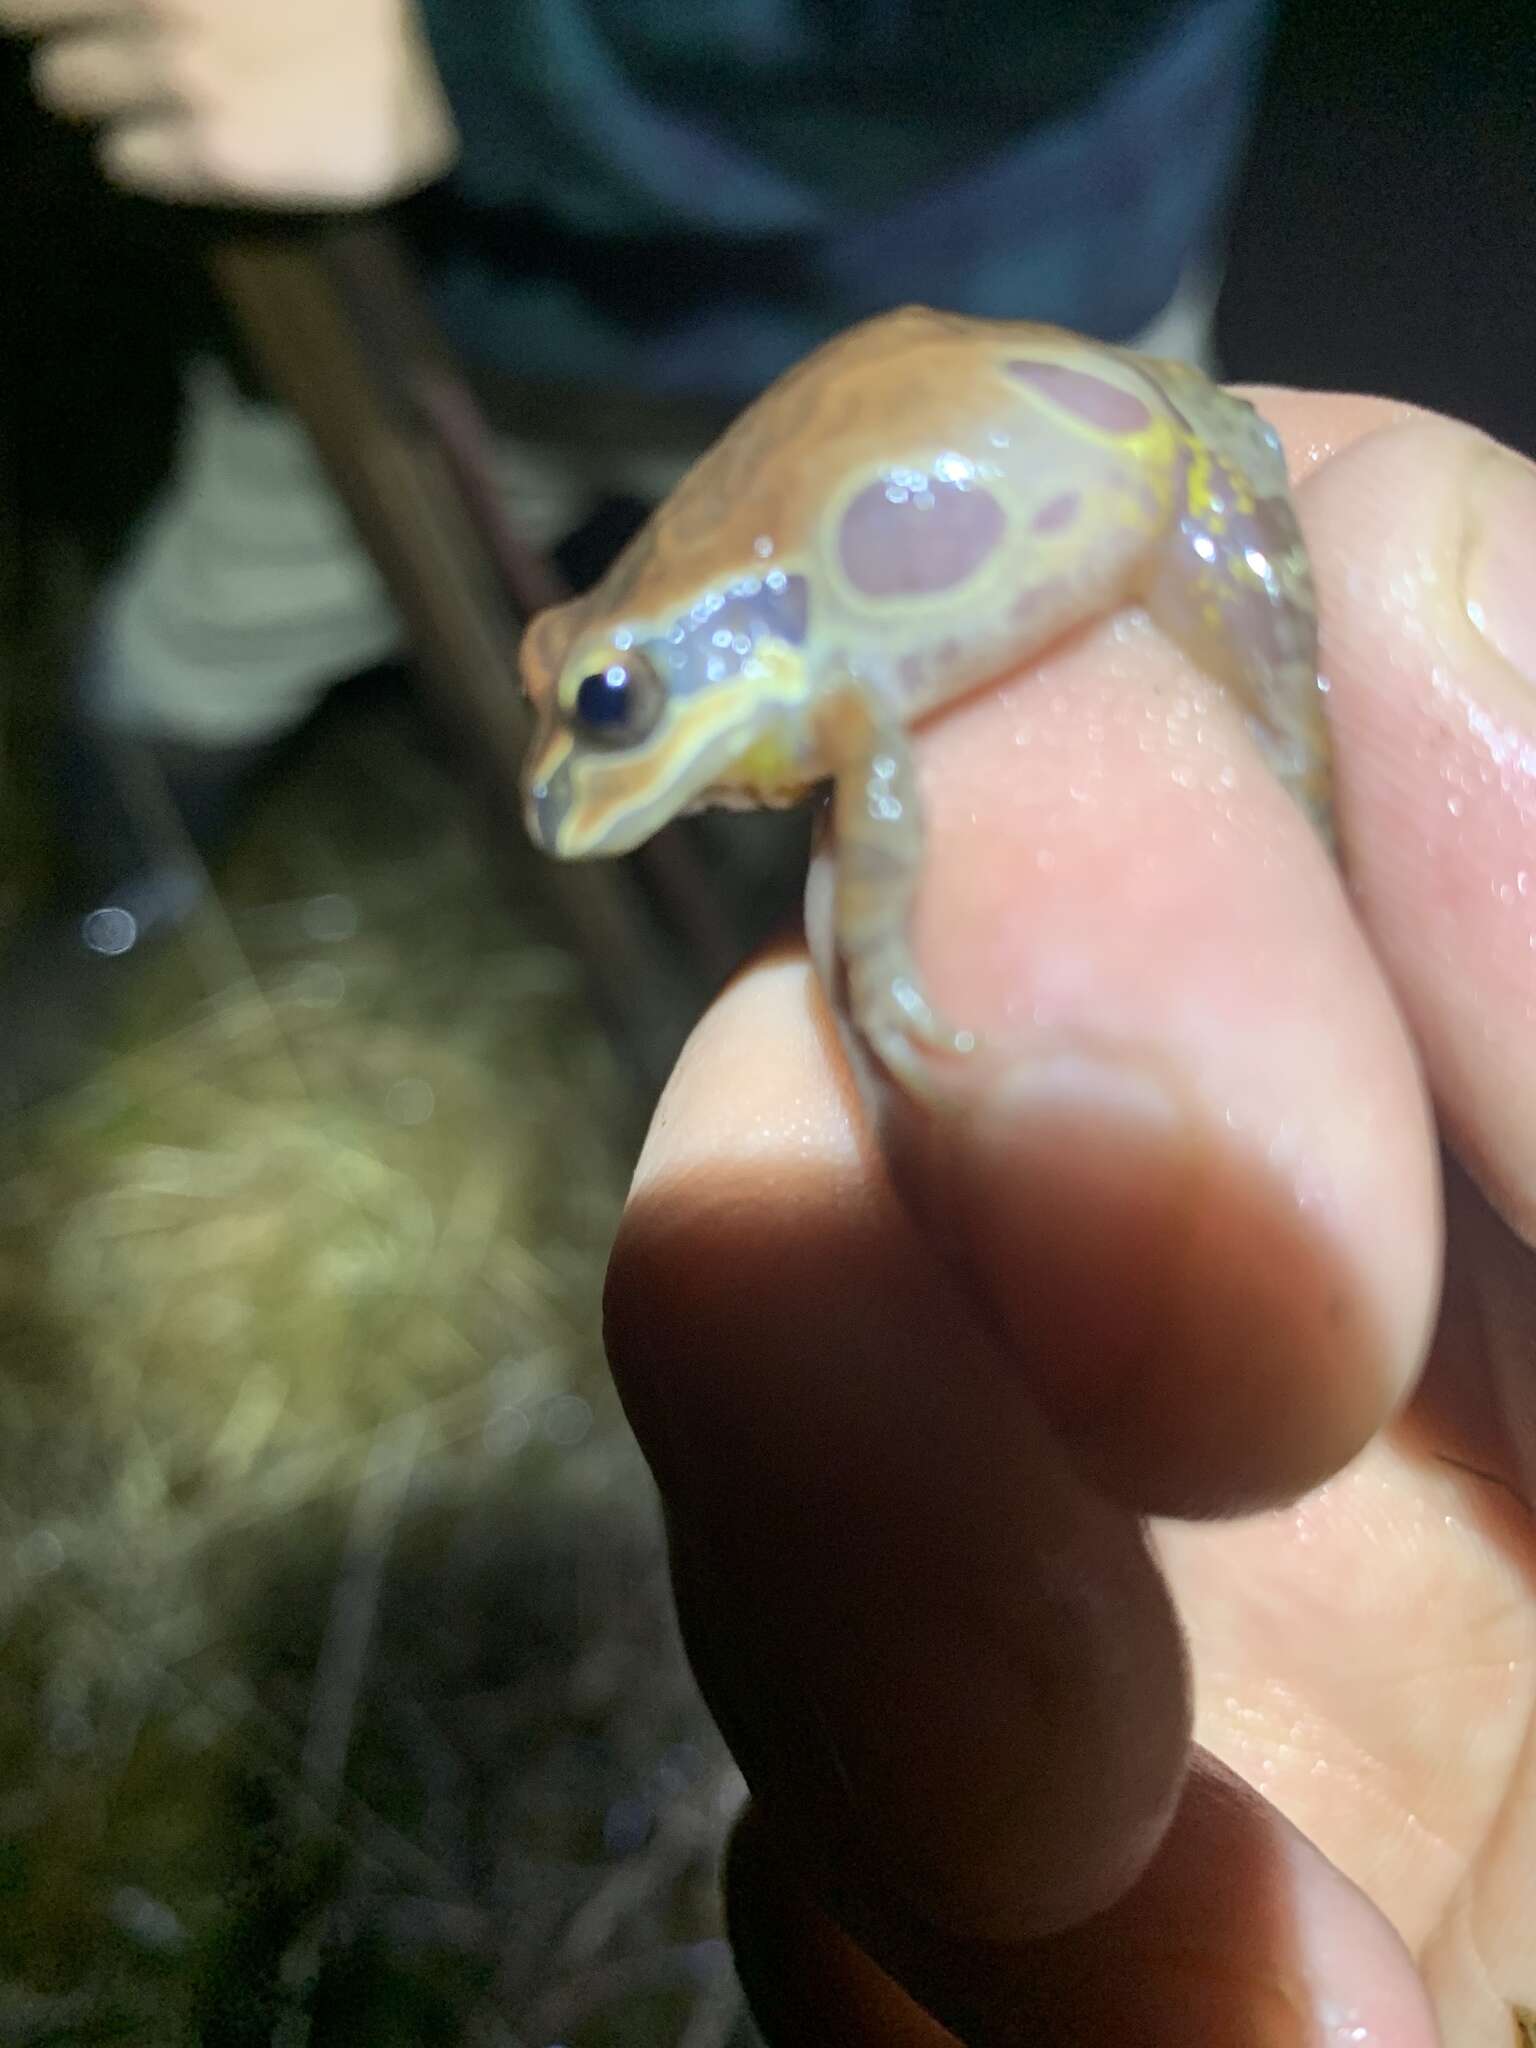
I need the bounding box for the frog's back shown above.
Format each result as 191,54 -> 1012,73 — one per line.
581,308 -> 1169,630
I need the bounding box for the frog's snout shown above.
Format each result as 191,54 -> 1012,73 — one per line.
523,746 -> 637,860
522,740 -> 575,856
523,780 -> 552,852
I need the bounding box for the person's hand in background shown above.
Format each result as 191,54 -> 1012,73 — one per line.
607,392 -> 1536,2043
0,0 -> 457,203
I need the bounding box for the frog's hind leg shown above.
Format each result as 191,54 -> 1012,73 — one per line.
814,680 -> 976,1094
1135,373 -> 1336,853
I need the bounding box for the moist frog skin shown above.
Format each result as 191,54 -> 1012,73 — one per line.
520,306 -> 1332,1091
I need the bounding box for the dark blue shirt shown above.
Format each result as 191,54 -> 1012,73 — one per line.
414,0 -> 1274,399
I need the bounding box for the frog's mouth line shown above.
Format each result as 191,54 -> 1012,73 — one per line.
525,749 -> 580,854
527,691 -> 802,859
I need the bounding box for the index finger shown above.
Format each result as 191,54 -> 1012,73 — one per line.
795,386 -> 1443,1517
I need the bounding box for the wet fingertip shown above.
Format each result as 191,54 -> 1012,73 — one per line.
881,1040 -> 1202,1491
900,1040 -> 1197,1337
881,1037 -> 1403,1518
1306,420 -> 1536,1246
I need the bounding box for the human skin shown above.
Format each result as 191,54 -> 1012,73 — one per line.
0,0 -> 456,203
606,394 -> 1536,2044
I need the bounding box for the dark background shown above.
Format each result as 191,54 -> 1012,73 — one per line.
3,0 -> 1534,582
1218,0 -> 1534,455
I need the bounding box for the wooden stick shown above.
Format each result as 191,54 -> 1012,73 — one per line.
207,219 -> 730,1094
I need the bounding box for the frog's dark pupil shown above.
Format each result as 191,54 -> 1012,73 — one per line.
575,667 -> 631,727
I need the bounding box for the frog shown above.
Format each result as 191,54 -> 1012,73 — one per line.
519,305 -> 1333,1093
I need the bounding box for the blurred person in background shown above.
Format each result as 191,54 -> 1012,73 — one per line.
0,0 -> 1276,979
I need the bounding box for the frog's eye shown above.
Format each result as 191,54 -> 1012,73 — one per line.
569,653 -> 665,748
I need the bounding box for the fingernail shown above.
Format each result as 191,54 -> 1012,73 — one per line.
1464,450 -> 1536,689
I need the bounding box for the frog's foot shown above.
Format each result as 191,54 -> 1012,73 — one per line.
844,946 -> 979,1097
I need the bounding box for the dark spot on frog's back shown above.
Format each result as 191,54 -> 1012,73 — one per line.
1032,491 -> 1079,534
1007,360 -> 1152,435
838,476 -> 1006,599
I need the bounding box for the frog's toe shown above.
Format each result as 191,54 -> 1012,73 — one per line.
848,963 -> 978,1094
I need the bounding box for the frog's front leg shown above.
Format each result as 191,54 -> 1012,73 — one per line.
813,679 -> 977,1092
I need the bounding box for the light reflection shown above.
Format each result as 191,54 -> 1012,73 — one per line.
81,906 -> 138,956
300,892 -> 358,942
541,1394 -> 592,1446
384,1077 -> 435,1125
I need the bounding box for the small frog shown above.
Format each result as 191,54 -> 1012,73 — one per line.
520,306 -> 1333,1091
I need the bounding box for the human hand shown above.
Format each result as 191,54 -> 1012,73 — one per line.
605,393 -> 1536,2043
1,0 -> 457,204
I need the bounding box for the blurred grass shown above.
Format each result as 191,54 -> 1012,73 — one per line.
0,73 -> 761,2038
0,648 -> 750,2043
